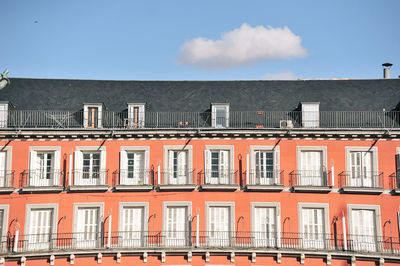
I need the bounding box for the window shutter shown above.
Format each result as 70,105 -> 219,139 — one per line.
204,150 -> 211,182
52,150 -> 61,185
274,149 -> 280,181
211,106 -> 216,127
120,150 -> 127,182
74,151 -> 83,182
178,151 -> 187,179
169,151 -> 174,183
225,106 -> 229,127
138,106 -> 145,128
221,150 -> 230,183
83,106 -> 88,128
30,150 -> 38,172
100,150 -> 106,172
396,154 -> 400,187
98,107 -> 102,128
0,152 -> 6,185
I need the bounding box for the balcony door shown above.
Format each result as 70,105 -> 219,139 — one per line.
350,151 -> 373,187
82,153 -> 100,185
168,151 -> 188,185
121,207 -> 144,247
0,152 -> 6,187
302,208 -> 325,249
76,207 -> 100,248
208,206 -> 230,246
254,207 -> 276,247
300,151 -> 323,186
122,152 -> 145,185
205,150 -> 230,184
255,151 -> 275,185
165,206 -> 187,246
351,209 -> 376,252
87,107 -> 98,128
28,209 -> 53,250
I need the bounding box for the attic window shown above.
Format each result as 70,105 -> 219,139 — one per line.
0,102 -> 9,128
83,103 -> 103,128
301,102 -> 320,128
211,103 -> 229,128
126,103 -> 145,128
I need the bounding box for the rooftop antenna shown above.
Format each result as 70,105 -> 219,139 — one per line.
382,62 -> 393,79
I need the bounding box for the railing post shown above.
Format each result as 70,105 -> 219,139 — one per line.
196,213 -> 199,247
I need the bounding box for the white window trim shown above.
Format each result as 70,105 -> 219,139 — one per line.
162,201 -> 192,234
127,103 -> 145,128
205,145 -> 235,171
301,102 -> 320,128
211,103 -> 230,128
345,146 -> 379,173
0,205 -> 9,240
25,203 -> 58,235
118,202 -> 149,232
29,146 -> 61,168
73,202 -> 104,233
298,202 -> 330,235
0,146 -> 12,173
250,145 -> 280,173
296,146 -> 328,171
75,146 -> 106,169
0,102 -> 9,128
205,202 -> 235,232
120,146 -> 150,169
250,202 -> 281,232
163,145 -> 193,173
347,204 -> 382,237
83,103 -> 103,128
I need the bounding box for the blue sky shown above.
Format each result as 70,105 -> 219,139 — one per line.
1,0 -> 399,80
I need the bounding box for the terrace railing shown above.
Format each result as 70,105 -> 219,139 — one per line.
247,170 -> 284,186
21,170 -> 64,188
158,169 -> 196,185
339,171 -> 384,188
289,169 -> 331,187
1,110 -> 399,129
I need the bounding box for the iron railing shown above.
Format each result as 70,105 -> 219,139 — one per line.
70,170 -> 109,186
4,231 -> 400,255
339,171 -> 384,188
0,171 -> 15,188
1,110 -> 399,129
112,169 -> 153,186
289,170 -> 331,186
158,169 -> 196,185
21,170 -> 64,188
247,170 -> 284,186
200,170 -> 239,185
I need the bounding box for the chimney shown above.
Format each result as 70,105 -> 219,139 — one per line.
382,62 -> 393,79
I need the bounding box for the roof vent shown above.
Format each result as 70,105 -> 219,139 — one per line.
382,62 -> 392,79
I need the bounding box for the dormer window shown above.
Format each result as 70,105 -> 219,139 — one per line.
211,103 -> 229,128
126,103 -> 145,128
0,102 -> 11,128
83,103 -> 103,128
301,102 -> 320,128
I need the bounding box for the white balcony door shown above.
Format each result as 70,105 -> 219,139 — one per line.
351,209 -> 376,252
29,151 -> 60,187
169,151 -> 188,184
0,152 -> 6,187
255,151 -> 275,185
120,151 -> 145,185
76,207 -> 100,248
121,207 -> 144,247
165,206 -> 187,246
300,151 -> 323,186
302,208 -> 325,249
254,207 -> 276,247
302,104 -> 319,128
206,150 -> 230,184
74,150 -> 106,186
350,151 -> 373,187
28,209 -> 53,250
209,206 -> 230,246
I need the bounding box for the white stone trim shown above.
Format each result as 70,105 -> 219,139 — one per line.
0,205 -> 9,239
163,145 -> 193,172
25,203 -> 59,235
250,202 -> 281,232
0,146 -> 12,173
118,202 -> 149,233
347,204 -> 382,237
296,146 -> 328,170
205,145 -> 235,171
298,202 -> 330,235
345,146 -> 379,173
205,201 -> 235,232
249,145 -> 280,173
73,202 -> 104,233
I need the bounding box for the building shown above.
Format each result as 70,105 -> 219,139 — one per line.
0,77 -> 399,265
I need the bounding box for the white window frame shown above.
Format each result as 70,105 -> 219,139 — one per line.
204,145 -> 234,184
0,102 -> 9,128
24,203 -> 58,250
296,146 -> 328,186
120,146 -> 150,185
83,103 -> 103,128
205,202 -> 235,246
347,204 -> 382,251
118,202 -> 149,247
127,103 -> 145,128
29,146 -> 61,186
301,102 -> 320,128
211,103 -> 229,128
345,146 -> 379,187
251,202 -> 281,247
250,145 -> 280,185
73,202 -> 104,248
298,202 -> 330,249
0,205 -> 9,244
163,201 -> 192,246
74,146 -> 106,186
0,146 -> 12,187
163,145 -> 193,185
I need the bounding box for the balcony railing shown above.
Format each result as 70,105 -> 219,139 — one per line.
289,170 -> 331,187
200,170 -> 239,185
339,171 -> 384,188
112,169 -> 153,186
21,170 -> 64,188
0,171 -> 15,188
247,170 -> 284,186
70,170 -> 109,186
4,231 -> 400,255
1,110 -> 399,129
158,169 -> 196,185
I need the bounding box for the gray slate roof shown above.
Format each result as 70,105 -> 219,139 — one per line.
0,78 -> 399,112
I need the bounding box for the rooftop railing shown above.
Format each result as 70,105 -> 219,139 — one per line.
0,110 -> 399,129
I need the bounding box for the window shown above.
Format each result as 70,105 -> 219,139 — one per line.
74,203 -> 103,249
204,146 -> 234,185
0,205 -> 9,249
301,102 -> 319,128
251,203 -> 280,247
211,103 -> 229,128
126,103 -> 145,128
206,202 -> 234,247
0,102 -> 9,128
164,146 -> 193,185
298,203 -> 329,249
119,202 -> 148,247
250,146 -> 280,185
346,147 -> 379,187
120,147 -> 150,185
74,147 -> 106,186
0,147 -> 12,188
163,202 -> 191,246
25,204 -> 57,251
29,147 -> 61,187
83,103 -> 103,128
348,204 -> 381,252
297,146 -> 327,186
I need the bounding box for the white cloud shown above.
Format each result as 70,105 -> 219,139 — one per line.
261,70 -> 297,80
177,23 -> 308,69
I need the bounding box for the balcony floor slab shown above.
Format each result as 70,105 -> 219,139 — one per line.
200,184 -> 239,191
68,185 -> 109,192
21,186 -> 63,193
158,184 -> 196,191
0,187 -> 15,194
114,185 -> 153,192
341,187 -> 384,195
292,186 -> 332,193
245,184 -> 284,192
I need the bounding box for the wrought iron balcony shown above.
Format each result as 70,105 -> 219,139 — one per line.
339,171 -> 384,194
69,170 -> 109,188
21,170 -> 64,188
